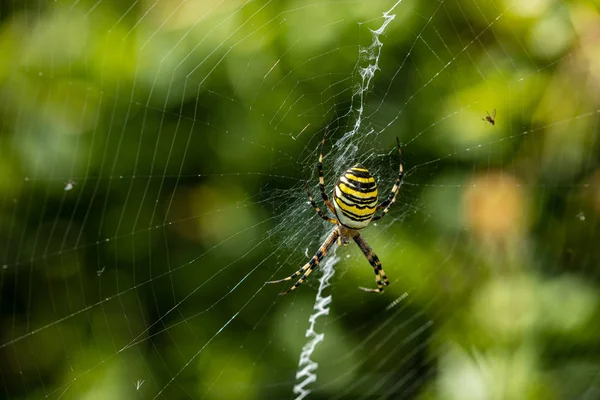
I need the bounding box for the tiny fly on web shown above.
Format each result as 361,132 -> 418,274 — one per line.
482,109 -> 496,126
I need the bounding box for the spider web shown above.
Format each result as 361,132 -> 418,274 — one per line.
1,0 -> 599,399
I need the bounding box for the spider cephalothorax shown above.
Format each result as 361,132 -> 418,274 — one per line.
266,131 -> 403,295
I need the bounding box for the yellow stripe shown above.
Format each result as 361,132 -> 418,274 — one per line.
335,197 -> 376,217
345,173 -> 375,184
351,167 -> 369,172
338,183 -> 378,199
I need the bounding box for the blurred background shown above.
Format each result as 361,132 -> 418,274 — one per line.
1,0 -> 599,399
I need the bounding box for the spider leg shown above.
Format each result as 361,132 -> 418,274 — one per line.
372,137 -> 403,222
318,129 -> 336,214
304,183 -> 337,225
266,229 -> 339,296
353,233 -> 390,293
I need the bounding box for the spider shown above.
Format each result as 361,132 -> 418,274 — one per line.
266,132 -> 404,295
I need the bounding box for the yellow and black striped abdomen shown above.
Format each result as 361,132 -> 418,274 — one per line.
333,164 -> 378,229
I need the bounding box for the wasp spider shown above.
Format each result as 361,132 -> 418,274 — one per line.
266,132 -> 403,295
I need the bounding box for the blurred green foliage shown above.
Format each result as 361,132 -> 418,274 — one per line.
1,0 -> 599,399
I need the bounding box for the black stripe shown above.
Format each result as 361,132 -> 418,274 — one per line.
338,181 -> 377,196
340,184 -> 377,197
343,175 -> 377,191
335,195 -> 377,211
335,187 -> 377,205
338,208 -> 375,221
337,193 -> 377,205
334,199 -> 376,221
315,249 -> 324,260
348,168 -> 372,178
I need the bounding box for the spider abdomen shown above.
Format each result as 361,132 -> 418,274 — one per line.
333,164 -> 378,229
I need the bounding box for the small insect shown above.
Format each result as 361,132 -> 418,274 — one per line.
266,130 -> 404,295
64,179 -> 76,191
96,266 -> 106,276
482,109 -> 496,125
